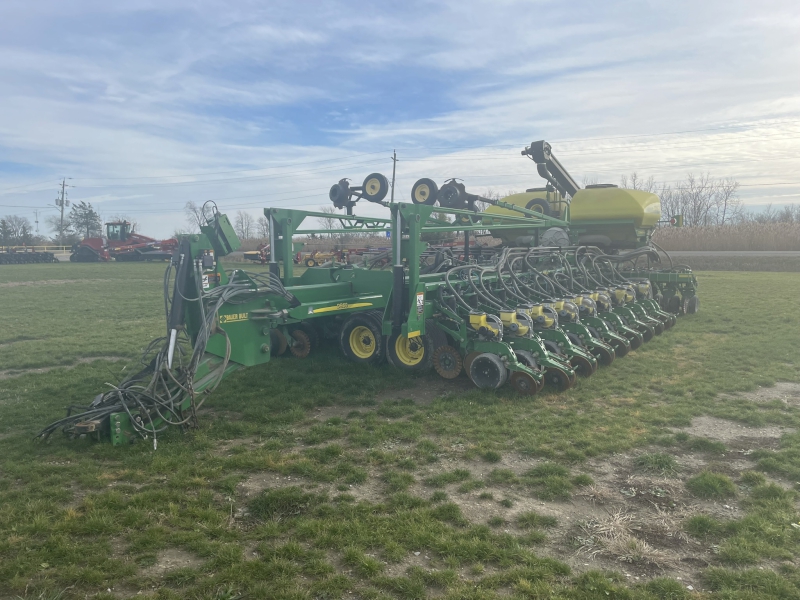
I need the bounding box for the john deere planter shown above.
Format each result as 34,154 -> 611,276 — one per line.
39,145 -> 698,446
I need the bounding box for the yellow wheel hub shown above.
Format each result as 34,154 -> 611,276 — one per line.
365,178 -> 381,196
414,183 -> 430,203
349,326 -> 376,359
394,334 -> 424,366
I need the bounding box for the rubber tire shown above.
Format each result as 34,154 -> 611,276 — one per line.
340,314 -> 384,365
683,295 -> 700,314
469,353 -> 507,390
525,198 -> 551,217
411,178 -> 439,205
666,295 -> 681,314
386,332 -> 433,372
543,340 -> 563,356
613,339 -> 630,358
514,350 -> 539,370
570,355 -> 595,378
594,346 -> 615,367
305,258 -> 317,267
362,173 -> 389,202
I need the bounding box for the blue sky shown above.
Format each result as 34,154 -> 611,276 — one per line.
1,0 -> 798,237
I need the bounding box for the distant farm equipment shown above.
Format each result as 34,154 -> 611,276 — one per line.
1,246 -> 61,265
70,221 -> 178,262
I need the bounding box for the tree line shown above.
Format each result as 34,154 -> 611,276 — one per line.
1,201 -> 107,246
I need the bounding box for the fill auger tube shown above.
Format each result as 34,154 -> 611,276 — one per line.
39,143 -> 698,446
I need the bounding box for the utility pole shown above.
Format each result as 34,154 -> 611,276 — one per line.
34,210 -> 39,234
55,178 -> 72,245
390,150 -> 397,203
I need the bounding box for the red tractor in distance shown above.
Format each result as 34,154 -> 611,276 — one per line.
70,221 -> 178,262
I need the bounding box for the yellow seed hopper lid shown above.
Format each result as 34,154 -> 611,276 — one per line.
570,187 -> 661,229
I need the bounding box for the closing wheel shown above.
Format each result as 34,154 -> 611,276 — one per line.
269,329 -> 288,356
469,353 -> 507,390
683,295 -> 700,314
545,367 -> 572,391
362,173 -> 389,202
433,345 -> 463,379
386,332 -> 432,372
411,178 -> 439,205
340,314 -> 384,365
289,329 -> 312,358
298,322 -> 320,352
510,371 -> 542,396
570,355 -> 595,378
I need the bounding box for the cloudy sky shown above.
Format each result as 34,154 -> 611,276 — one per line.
1,0 -> 798,238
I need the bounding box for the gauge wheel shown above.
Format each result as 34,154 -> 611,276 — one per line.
411,178 -> 439,205
545,367 -> 572,391
594,345 -> 615,367
433,345 -> 463,379
269,329 -> 288,356
362,173 -> 389,202
386,332 -> 433,372
289,329 -> 312,358
340,314 -> 384,365
510,370 -> 542,396
514,350 -> 539,371
469,353 -> 507,390
613,339 -> 630,358
463,351 -> 481,378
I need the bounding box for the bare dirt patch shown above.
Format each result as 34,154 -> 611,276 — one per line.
727,382 -> 800,406
679,415 -> 793,444
142,548 -> 204,578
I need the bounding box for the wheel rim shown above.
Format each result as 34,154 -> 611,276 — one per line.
365,177 -> 381,197
414,183 -> 431,203
349,326 -> 376,359
394,334 -> 424,366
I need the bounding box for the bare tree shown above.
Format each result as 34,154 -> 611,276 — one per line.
1,215 -> 33,245
234,210 -> 254,239
256,215 -> 270,240
621,172 -> 656,192
46,214 -> 75,244
184,201 -> 204,232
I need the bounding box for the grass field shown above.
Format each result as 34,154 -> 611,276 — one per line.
2,264 -> 800,599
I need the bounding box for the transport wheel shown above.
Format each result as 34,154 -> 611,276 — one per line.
683,295 -> 700,314
570,355 -> 595,378
362,173 -> 390,202
545,367 -> 572,391
305,258 -> 317,267
594,346 -> 615,366
510,371 -> 541,396
289,329 -> 312,358
525,198 -> 551,216
269,329 -> 288,356
433,345 -> 463,379
469,353 -> 507,390
386,332 -> 432,372
340,314 -> 384,365
411,178 -> 439,205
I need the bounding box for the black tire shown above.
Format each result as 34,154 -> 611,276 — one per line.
469,353 -> 507,390
566,332 -> 585,348
570,355 -> 595,378
514,350 -> 539,370
543,340 -> 563,356
362,173 -> 389,202
305,258 -> 317,268
683,295 -> 700,315
666,295 -> 681,314
340,313 -> 384,365
386,331 -> 433,372
411,178 -> 438,205
525,198 -> 551,217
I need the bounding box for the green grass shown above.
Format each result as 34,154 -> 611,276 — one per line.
685,471 -> 737,499
2,265 -> 800,598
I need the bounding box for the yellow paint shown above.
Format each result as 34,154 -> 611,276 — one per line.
219,312 -> 249,323
311,302 -> 373,314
